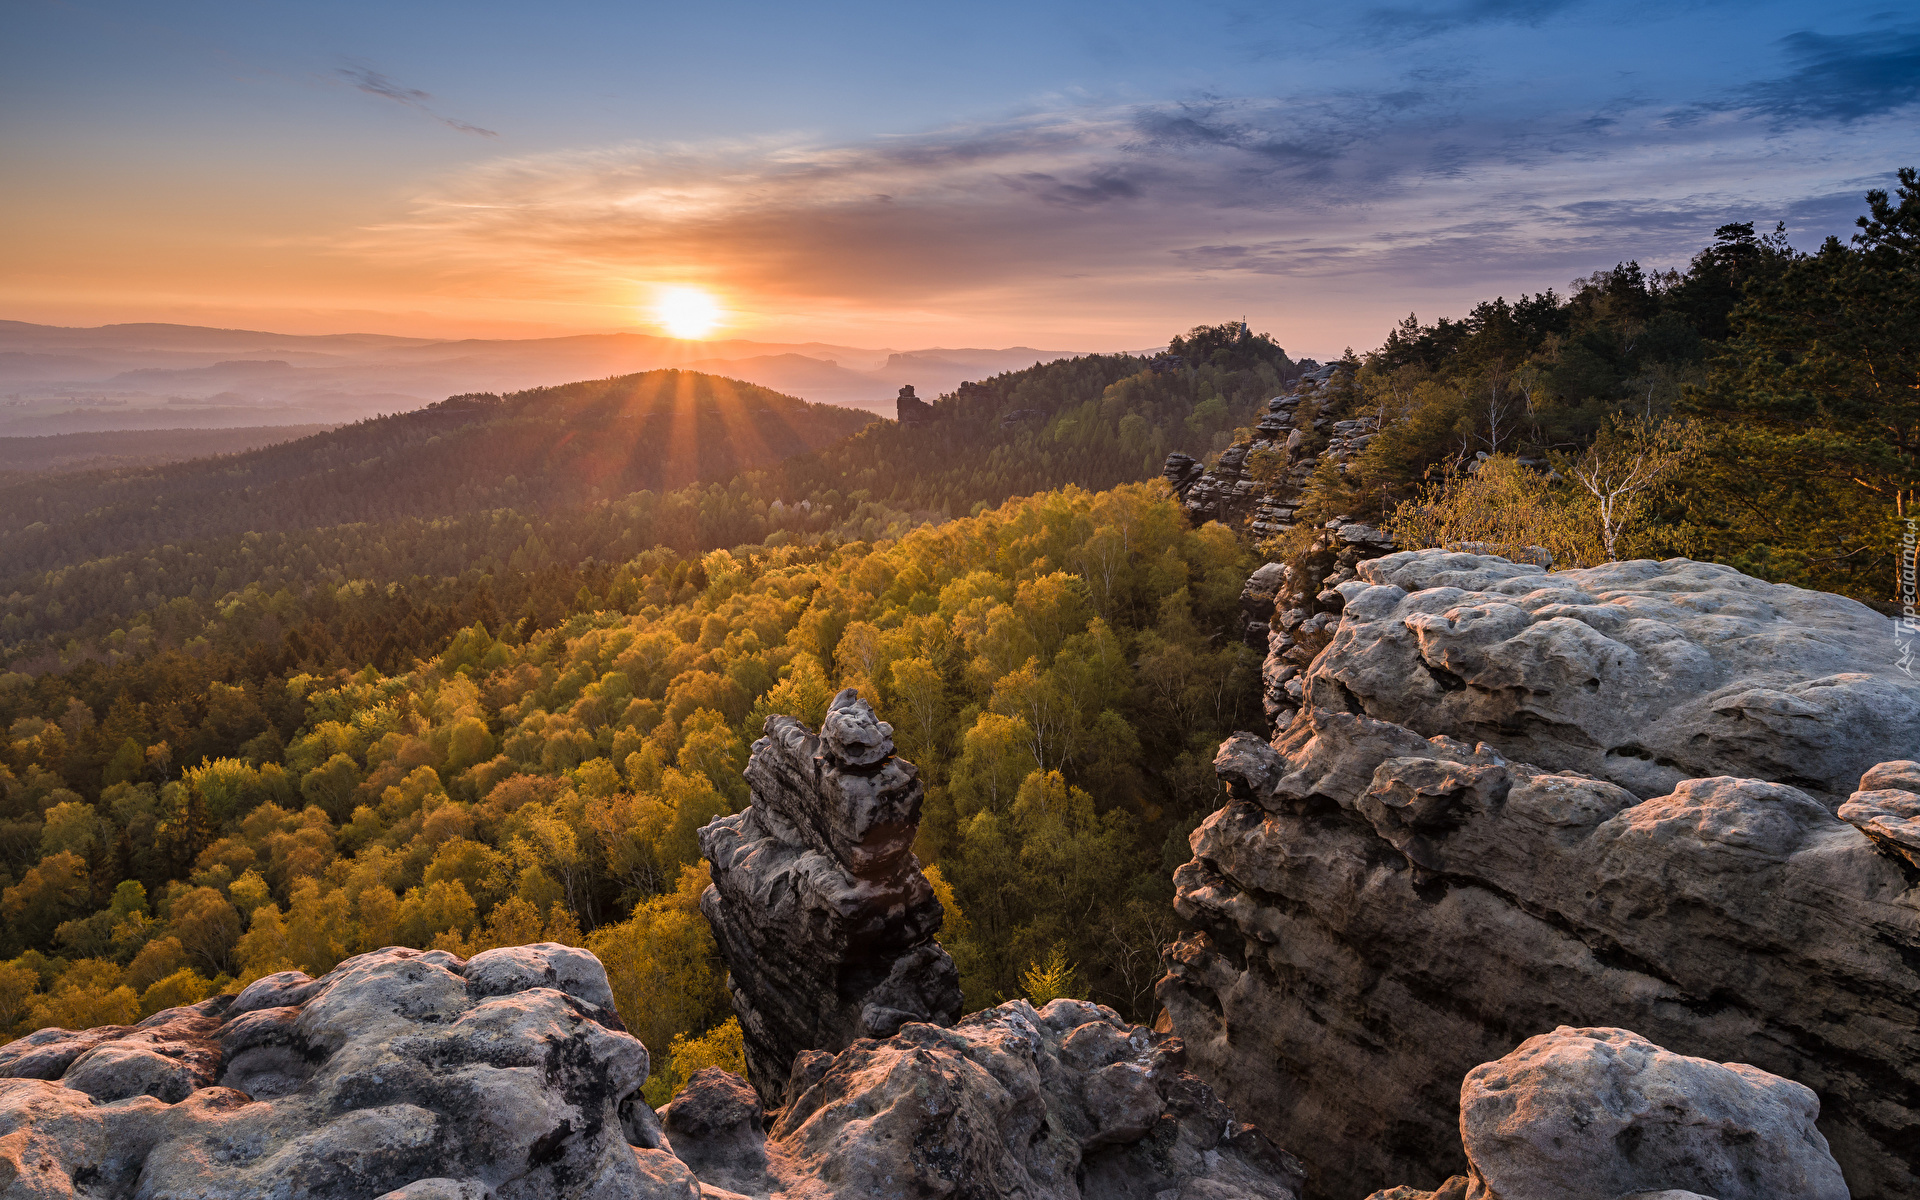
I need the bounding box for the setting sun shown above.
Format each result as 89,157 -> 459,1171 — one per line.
653,287 -> 721,339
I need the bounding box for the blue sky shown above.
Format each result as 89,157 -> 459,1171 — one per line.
3,0 -> 1915,353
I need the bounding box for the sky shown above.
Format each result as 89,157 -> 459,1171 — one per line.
2,0 -> 1916,357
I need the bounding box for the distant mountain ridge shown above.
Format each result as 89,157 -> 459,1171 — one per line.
0,320 -> 1090,435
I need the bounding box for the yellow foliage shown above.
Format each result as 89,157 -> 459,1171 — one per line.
1021,945 -> 1081,1007
644,1016 -> 747,1107
1385,455 -> 1603,568
588,864 -> 729,1078
139,967 -> 214,1017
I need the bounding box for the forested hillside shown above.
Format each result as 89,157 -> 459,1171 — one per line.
1229,173 -> 1916,601
0,485 -> 1258,1086
0,331 -> 1297,664
0,371 -> 871,578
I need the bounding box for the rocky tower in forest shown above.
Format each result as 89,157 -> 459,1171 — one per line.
698,688 -> 962,1105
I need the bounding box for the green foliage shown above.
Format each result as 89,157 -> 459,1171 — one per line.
1669,169 -> 1920,598
0,481 -> 1260,1054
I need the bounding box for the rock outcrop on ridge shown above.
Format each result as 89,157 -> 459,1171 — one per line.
1163,362 -> 1364,545
1162,548 -> 1920,1200
0,943 -> 695,1199
698,688 -> 963,1107
655,998 -> 1306,1200
1364,1026 -> 1849,1200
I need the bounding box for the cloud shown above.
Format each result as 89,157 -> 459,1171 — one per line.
335,66 -> 497,137
1737,29 -> 1920,123
336,70 -> 1899,348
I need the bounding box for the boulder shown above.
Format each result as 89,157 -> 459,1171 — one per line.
1162,550 -> 1920,1200
0,945 -> 675,1199
657,998 -> 1305,1200
698,689 -> 963,1107
1453,1027 -> 1846,1200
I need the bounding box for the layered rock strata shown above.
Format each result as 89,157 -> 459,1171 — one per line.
0,943 -> 693,1199
1162,549 -> 1920,1200
1364,1027 -> 1849,1200
654,998 -> 1305,1200
1252,518 -> 1397,726
698,688 -> 962,1107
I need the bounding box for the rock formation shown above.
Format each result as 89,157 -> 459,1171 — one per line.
655,998 -> 1305,1200
1162,548 -> 1920,1200
1364,1027 -> 1849,1200
1306,550 -> 1910,802
1163,361 -> 1361,543
895,384 -> 934,424
0,943 -> 696,1199
1251,518 -> 1398,725
698,688 -> 962,1107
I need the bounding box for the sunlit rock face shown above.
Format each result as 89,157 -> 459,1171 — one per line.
697,688 -> 963,1107
0,944 -> 694,1200
1165,549 -> 1920,1200
655,997 -> 1306,1200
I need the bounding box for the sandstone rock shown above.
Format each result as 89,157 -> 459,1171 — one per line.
1164,582 -> 1920,1200
657,998 -> 1304,1200
699,689 -> 962,1107
465,941 -> 621,1016
659,1068 -> 785,1197
1455,1027 -> 1846,1200
1306,551 -> 1915,802
0,945 -> 680,1199
1838,784 -> 1920,869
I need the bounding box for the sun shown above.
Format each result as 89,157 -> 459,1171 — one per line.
653,287 -> 721,339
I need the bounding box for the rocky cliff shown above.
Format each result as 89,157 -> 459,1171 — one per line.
1161,547 -> 1920,1199
698,688 -> 963,1107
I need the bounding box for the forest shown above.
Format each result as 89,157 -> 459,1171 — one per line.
0,171 -> 1912,1097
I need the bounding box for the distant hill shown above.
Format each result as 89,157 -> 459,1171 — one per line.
0,425 -> 336,478
0,369 -> 872,578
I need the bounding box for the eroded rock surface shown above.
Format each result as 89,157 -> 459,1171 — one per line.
1450,1026 -> 1847,1200
1164,550 -> 1920,1200
658,998 -> 1304,1200
0,943 -> 688,1199
1307,551 -> 1913,802
699,688 -> 962,1107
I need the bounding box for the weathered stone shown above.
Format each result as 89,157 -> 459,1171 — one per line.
1455,1027 -> 1847,1200
699,689 -> 962,1107
1837,779 -> 1920,869
1309,551 -> 1915,802
1164,554 -> 1920,1198
0,945 -> 678,1199
658,1068 -> 784,1197
657,999 -> 1303,1200
465,941 -> 621,1018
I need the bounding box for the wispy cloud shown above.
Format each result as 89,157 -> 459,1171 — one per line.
1738,29 -> 1920,123
334,66 -> 497,137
